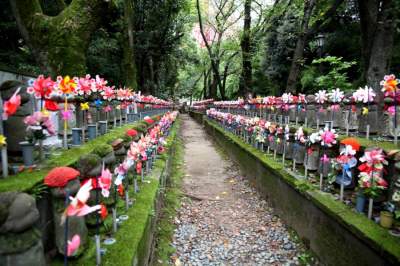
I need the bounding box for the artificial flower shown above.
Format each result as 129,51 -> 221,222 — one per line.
80,102 -> 90,111
362,107 -> 369,116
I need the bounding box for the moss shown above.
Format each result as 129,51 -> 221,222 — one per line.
0,116 -> 160,193
153,122 -> 184,265
203,116 -> 400,263
92,144 -> 113,157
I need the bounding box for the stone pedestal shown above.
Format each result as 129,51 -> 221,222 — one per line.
304,144 -> 320,171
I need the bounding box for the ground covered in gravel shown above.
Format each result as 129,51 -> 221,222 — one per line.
170,115 -> 315,266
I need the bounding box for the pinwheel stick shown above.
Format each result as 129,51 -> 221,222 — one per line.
0,96 -> 9,177
64,189 -> 70,266
340,168 -> 345,202
320,145 -> 326,191
82,109 -> 86,144
63,97 -> 68,149
95,163 -> 102,266
113,185 -> 117,234
368,197 -> 374,219
395,90 -> 398,145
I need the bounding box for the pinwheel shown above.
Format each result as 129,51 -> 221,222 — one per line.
63,179 -> 101,221
67,235 -> 81,256
2,87 -> 21,119
0,135 -> 6,147
315,90 -> 327,104
56,76 -> 77,148
99,166 -> 112,198
335,144 -> 358,200
381,74 -> 400,134
75,75 -> 93,96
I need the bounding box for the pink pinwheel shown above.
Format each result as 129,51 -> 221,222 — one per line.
99,166 -> 112,198
352,86 -> 376,103
67,235 -> 81,256
63,179 -> 101,221
102,86 -> 115,100
27,75 -> 54,98
75,74 -> 92,96
91,75 -> 108,93
3,88 -> 21,119
320,128 -> 338,147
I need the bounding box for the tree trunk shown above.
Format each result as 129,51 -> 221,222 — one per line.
358,0 -> 396,93
285,0 -> 316,93
123,0 -> 137,88
239,0 -> 252,98
10,0 -> 108,76
196,0 -> 223,94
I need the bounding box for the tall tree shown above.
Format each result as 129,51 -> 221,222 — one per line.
10,0 -> 109,76
239,0 -> 253,97
123,0 -> 137,88
285,0 -> 316,93
285,0 -> 345,93
358,0 -> 397,93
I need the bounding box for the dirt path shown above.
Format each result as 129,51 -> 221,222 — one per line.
171,115 -> 309,266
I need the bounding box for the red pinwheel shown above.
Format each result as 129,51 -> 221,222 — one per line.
3,88 -> 21,119
27,75 -> 54,98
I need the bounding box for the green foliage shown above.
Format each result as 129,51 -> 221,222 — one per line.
311,56 -> 356,92
300,66 -> 318,93
86,28 -> 123,86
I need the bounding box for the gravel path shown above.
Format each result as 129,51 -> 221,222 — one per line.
171,115 -> 309,266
